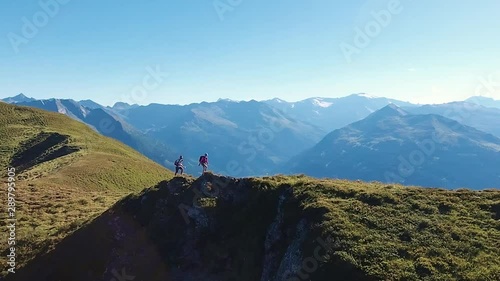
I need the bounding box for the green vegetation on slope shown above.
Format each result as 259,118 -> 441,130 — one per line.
10,173 -> 499,281
0,103 -> 172,276
274,176 -> 500,280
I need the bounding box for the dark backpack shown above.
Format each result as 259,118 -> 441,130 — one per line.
199,156 -> 207,163
174,159 -> 180,166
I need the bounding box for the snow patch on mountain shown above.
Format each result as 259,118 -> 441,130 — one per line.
365,106 -> 376,113
356,93 -> 377,99
312,98 -> 333,108
272,98 -> 287,103
217,98 -> 241,103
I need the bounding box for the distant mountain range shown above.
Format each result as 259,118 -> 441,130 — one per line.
3,94 -> 325,176
466,96 -> 500,109
3,94 -> 177,167
112,99 -> 325,176
404,102 -> 500,137
1,93 -> 36,103
3,93 -> 500,189
287,104 -> 500,189
263,93 -> 417,132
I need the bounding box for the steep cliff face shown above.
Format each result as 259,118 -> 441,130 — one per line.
8,174 -> 499,281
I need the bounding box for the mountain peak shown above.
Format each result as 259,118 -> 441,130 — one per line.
217,98 -> 240,103
79,99 -> 103,110
349,93 -> 378,99
113,101 -> 130,107
465,96 -> 500,109
15,93 -> 28,99
467,96 -> 497,102
367,103 -> 408,120
271,97 -> 287,103
2,93 -> 36,103
112,102 -> 137,110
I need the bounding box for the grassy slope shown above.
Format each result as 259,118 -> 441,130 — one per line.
133,174 -> 499,280
10,173 -> 499,281
0,103 -> 172,276
270,176 -> 500,280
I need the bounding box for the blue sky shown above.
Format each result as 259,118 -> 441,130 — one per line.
1,0 -> 499,106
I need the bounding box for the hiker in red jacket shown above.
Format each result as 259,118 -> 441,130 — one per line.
199,153 -> 209,173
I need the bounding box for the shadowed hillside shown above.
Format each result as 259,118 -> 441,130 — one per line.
0,103 -> 172,276
9,173 -> 500,281
10,132 -> 80,172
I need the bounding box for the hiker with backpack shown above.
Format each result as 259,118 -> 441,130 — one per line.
174,155 -> 184,175
199,153 -> 209,173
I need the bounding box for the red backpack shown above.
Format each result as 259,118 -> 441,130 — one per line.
199,155 -> 207,163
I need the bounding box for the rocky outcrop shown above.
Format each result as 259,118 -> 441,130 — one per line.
8,174 -> 363,281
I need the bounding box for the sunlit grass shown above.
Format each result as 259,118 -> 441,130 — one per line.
252,175 -> 500,280
0,103 -> 172,276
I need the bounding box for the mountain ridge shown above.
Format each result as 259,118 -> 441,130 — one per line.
287,104 -> 500,189
113,99 -> 326,176
405,101 -> 500,137
2,97 -> 179,168
7,173 -> 500,281
262,94 -> 417,132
